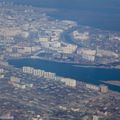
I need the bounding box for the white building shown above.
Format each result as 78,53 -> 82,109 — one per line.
86,84 -> 100,91
77,48 -> 96,61
73,31 -> 89,41
23,66 -> 34,74
33,69 -> 44,77
61,44 -> 77,54
61,78 -> 76,88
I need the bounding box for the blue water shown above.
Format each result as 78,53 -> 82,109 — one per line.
8,59 -> 120,92
3,0 -> 120,32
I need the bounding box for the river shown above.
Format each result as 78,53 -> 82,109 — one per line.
8,58 -> 120,92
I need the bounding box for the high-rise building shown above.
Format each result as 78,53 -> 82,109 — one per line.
61,78 -> 76,88
100,85 -> 108,93
23,66 -> 33,74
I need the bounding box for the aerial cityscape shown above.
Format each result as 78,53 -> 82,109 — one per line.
0,0 -> 120,120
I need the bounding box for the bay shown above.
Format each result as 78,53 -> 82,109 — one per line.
4,0 -> 120,32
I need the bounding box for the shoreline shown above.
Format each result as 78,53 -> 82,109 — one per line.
7,57 -> 120,92
7,56 -> 120,70
102,80 -> 120,87
26,57 -> 120,70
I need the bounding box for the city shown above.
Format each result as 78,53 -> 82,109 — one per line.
0,1 -> 120,120
0,2 -> 120,68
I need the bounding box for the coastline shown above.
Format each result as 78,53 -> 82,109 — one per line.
7,56 -> 120,92
102,80 -> 120,87
7,56 -> 120,70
